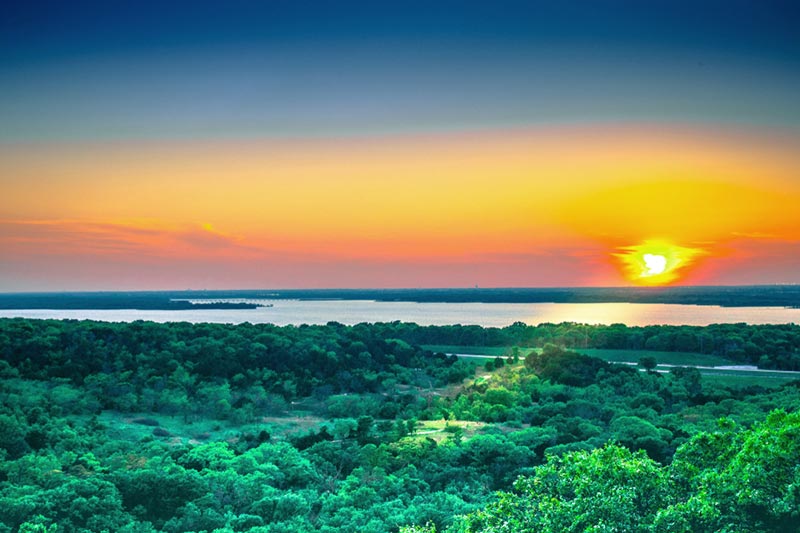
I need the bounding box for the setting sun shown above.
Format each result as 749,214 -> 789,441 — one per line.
615,240 -> 704,285
642,254 -> 667,276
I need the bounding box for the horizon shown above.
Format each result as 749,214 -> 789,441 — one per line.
1,282 -> 799,295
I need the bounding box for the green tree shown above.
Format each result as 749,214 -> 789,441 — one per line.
459,445 -> 670,533
639,355 -> 658,371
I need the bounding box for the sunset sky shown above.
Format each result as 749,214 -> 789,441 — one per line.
2,1 -> 799,290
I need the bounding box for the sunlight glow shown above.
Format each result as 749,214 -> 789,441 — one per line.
615,240 -> 705,285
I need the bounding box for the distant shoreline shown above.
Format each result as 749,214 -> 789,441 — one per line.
0,295 -> 265,311
0,285 -> 798,309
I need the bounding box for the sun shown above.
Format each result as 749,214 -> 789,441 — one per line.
642,253 -> 667,276
614,240 -> 704,285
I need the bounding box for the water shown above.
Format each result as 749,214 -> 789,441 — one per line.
0,299 -> 798,327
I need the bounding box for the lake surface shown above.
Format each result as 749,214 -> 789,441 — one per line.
1,299 -> 799,327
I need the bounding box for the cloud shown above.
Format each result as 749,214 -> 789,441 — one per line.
0,219 -> 257,258
729,231 -> 779,240
175,223 -> 241,249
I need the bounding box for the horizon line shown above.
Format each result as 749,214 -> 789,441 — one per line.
1,283 -> 798,296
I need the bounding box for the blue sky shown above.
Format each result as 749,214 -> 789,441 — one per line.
2,0 -> 799,141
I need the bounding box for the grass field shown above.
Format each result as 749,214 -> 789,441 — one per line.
697,370 -> 798,388
425,345 -> 736,366
409,419 -> 487,444
575,348 -> 737,367
427,344 -> 799,389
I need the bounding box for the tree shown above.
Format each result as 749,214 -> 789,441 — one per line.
459,445 -> 670,533
0,415 -> 29,459
639,356 -> 658,371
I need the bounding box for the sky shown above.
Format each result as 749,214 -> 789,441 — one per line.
1,0 -> 799,290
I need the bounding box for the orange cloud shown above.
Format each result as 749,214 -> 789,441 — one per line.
0,219 -> 256,258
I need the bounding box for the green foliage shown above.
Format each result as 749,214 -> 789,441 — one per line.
665,410 -> 800,531
0,318 -> 475,417
639,355 -> 658,370
462,445 -> 669,532
449,410 -> 800,533
524,344 -> 609,386
1,318 -> 799,532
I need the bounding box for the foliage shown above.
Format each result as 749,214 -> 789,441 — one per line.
0,318 -> 799,532
453,411 -> 800,533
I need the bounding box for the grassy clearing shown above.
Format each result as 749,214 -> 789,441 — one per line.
409,419 -> 487,444
699,370 -> 799,388
616,364 -> 797,388
577,348 -> 737,367
587,350 -> 798,388
94,410 -> 325,445
425,345 -> 737,367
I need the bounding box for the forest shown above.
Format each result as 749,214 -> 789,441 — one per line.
0,318 -> 799,532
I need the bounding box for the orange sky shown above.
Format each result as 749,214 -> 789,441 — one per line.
1,124 -> 799,290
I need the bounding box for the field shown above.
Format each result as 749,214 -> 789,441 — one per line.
575,348 -> 736,366
411,419 -> 488,444
431,345 -> 800,388
576,349 -> 799,386
698,370 -> 799,388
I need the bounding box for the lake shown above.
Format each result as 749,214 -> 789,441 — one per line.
0,299 -> 798,327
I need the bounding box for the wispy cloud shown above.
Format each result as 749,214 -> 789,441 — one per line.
175,223 -> 241,250
730,231 -> 780,240
0,219 -> 258,258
